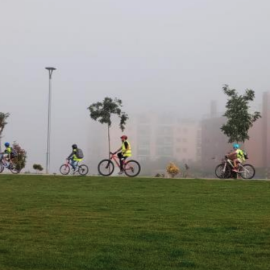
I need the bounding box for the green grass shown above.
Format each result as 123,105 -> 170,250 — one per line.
0,175 -> 269,270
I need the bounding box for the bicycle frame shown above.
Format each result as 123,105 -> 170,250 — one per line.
109,153 -> 121,168
109,153 -> 129,169
222,158 -> 246,174
65,160 -> 79,170
0,156 -> 11,168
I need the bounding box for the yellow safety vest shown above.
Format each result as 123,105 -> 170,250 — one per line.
236,149 -> 245,162
122,140 -> 132,157
5,147 -> 12,154
73,149 -> 82,162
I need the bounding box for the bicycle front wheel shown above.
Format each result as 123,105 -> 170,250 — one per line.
215,164 -> 231,179
0,162 -> 4,173
124,160 -> 141,177
98,159 -> 114,176
240,164 -> 255,179
60,164 -> 70,175
78,164 -> 89,176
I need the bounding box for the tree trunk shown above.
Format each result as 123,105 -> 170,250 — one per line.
107,124 -> 112,174
108,124 -> 111,159
0,129 -> 3,152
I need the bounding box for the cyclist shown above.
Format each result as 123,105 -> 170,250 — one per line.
67,144 -> 84,172
0,142 -> 17,168
112,135 -> 132,175
227,143 -> 245,172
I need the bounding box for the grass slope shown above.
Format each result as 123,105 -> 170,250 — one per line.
0,175 -> 269,270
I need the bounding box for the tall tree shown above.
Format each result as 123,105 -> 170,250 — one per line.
88,97 -> 128,156
0,112 -> 10,152
221,85 -> 261,143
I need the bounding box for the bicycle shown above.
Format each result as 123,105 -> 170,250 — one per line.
215,157 -> 255,179
98,152 -> 141,177
59,160 -> 89,176
0,156 -> 21,174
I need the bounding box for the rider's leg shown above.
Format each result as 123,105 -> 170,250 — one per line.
117,153 -> 125,173
70,158 -> 76,170
233,159 -> 241,171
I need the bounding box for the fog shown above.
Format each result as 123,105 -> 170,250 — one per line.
0,0 -> 269,173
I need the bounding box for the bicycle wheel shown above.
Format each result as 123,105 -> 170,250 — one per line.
215,164 -> 231,179
59,164 -> 70,175
124,160 -> 141,177
98,159 -> 114,176
0,162 -> 4,173
10,164 -> 21,174
240,164 -> 255,179
78,164 -> 89,176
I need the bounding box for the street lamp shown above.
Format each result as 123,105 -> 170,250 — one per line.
45,67 -> 56,174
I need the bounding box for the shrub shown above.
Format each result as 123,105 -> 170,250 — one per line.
33,164 -> 43,173
12,142 -> 27,171
166,162 -> 180,178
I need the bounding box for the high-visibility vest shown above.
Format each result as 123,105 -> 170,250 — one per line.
5,147 -> 12,154
236,149 -> 245,161
122,140 -> 132,157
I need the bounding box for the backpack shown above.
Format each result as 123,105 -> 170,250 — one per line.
243,151 -> 248,159
76,148 -> 84,159
11,148 -> 18,157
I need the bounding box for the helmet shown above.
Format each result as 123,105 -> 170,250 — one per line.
120,135 -> 128,140
233,143 -> 240,149
4,142 -> 10,147
72,144 -> 78,149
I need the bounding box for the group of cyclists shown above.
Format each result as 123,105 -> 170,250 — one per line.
60,135 -> 132,174
1,134 -> 247,176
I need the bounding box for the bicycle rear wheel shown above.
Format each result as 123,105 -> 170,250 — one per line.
98,159 -> 114,176
60,164 -> 70,175
240,164 -> 255,179
124,160 -> 141,177
78,164 -> 89,176
10,164 -> 21,174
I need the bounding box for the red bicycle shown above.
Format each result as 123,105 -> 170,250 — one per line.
59,160 -> 89,176
98,152 -> 141,177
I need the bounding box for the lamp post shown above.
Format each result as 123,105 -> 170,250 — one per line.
45,67 -> 56,174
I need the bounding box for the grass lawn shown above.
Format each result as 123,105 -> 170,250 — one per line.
0,175 -> 269,270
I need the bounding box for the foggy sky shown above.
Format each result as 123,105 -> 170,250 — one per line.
0,0 -> 269,172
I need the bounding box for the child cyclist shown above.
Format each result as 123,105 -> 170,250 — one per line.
227,143 -> 245,172
66,144 -> 84,172
0,142 -> 18,168
112,135 -> 132,175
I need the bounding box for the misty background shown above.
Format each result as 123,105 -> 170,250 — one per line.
0,0 -> 269,173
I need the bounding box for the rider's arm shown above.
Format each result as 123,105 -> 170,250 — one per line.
227,151 -> 237,160
113,147 -> 122,154
67,152 -> 73,160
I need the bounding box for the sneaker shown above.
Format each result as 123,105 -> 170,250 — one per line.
118,171 -> 124,175
70,169 -> 76,175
